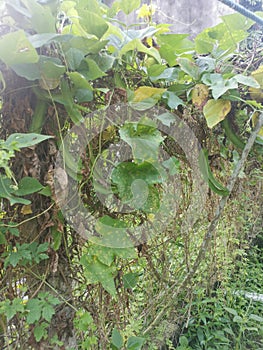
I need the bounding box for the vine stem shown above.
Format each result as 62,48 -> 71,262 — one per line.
143,113 -> 263,335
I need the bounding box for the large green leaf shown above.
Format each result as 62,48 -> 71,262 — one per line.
62,37 -> 108,55
119,0 -> 141,15
162,91 -> 185,109
80,254 -> 117,296
120,39 -> 161,64
127,336 -> 145,350
11,55 -> 65,83
195,13 -> 253,54
123,272 -> 139,289
119,120 -> 164,162
111,161 -> 162,211
87,240 -> 136,266
202,73 -> 238,100
21,0 -> 55,33
111,328 -> 123,349
5,133 -> 52,149
78,58 -> 107,80
64,48 -> 85,71
15,177 -> 43,196
93,216 -> 133,248
177,57 -> 200,81
158,34 -> 194,66
79,10 -> 109,39
0,30 -> 39,67
0,176 -> 30,205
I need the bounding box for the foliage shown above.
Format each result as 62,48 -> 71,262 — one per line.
0,0 -> 262,349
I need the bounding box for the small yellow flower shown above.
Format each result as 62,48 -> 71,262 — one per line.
137,4 -> 156,20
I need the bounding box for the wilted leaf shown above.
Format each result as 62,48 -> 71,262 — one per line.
203,99 -> 231,128
20,204 -> 33,215
192,84 -> 209,108
133,86 -> 166,102
252,112 -> 263,141
249,65 -> 263,102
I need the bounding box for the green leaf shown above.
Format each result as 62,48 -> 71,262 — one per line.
62,37 -> 108,55
39,58 -> 66,90
91,53 -> 115,72
5,298 -> 25,321
111,162 -> 162,212
234,74 -> 260,88
179,336 -> 189,347
177,57 -> 200,80
0,30 -> 39,67
224,307 -> 238,316
29,33 -> 71,48
0,232 -> 6,244
79,10 -> 109,39
68,72 -> 93,90
42,304 -> 55,322
21,0 -> 55,33
249,314 -> 263,322
162,91 -> 185,109
93,216 -> 133,248
233,315 -> 243,323
119,0 -> 141,15
203,99 -> 231,128
5,133 -> 52,149
162,157 -> 180,176
150,67 -> 179,83
39,186 -> 52,197
65,48 -> 85,71
26,299 -> 42,324
147,64 -> 166,77
119,120 -> 164,162
156,112 -> 176,127
221,12 -> 254,32
120,39 -> 161,64
111,328 -> 123,349
88,243 -> 136,266
127,336 -> 145,350
14,177 -> 43,196
79,58 -> 107,80
34,322 -> 48,342
158,34 -> 194,66
123,272 -> 139,289
52,229 -> 62,251
202,73 -> 238,100
0,176 -> 31,205
80,255 -> 117,296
